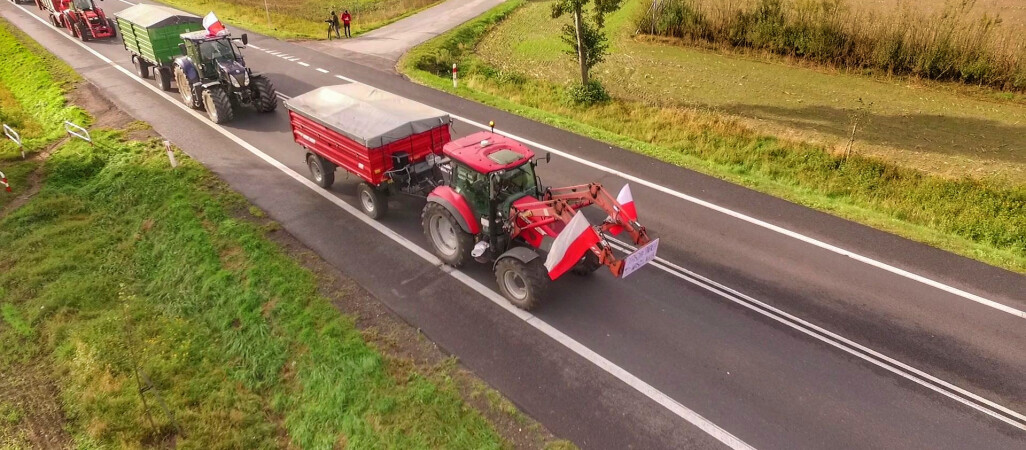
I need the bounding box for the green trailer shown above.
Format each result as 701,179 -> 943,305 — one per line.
116,4 -> 203,90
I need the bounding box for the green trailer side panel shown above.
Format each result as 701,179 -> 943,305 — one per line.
115,4 -> 203,66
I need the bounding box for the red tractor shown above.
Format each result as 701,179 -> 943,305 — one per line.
287,85 -> 659,309
37,0 -> 116,41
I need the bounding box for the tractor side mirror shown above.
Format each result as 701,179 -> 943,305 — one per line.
179,43 -> 187,56
546,152 -> 551,163
241,34 -> 248,45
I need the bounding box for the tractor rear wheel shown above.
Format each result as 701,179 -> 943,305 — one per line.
306,153 -> 335,188
202,86 -> 234,124
134,57 -> 150,78
251,76 -> 278,113
422,202 -> 474,267
495,256 -> 549,310
174,66 -> 199,109
357,182 -> 388,219
154,68 -> 172,91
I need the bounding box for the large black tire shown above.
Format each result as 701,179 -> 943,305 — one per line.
356,182 -> 388,220
134,57 -> 150,79
306,153 -> 335,188
107,19 -> 117,38
251,76 -> 278,113
421,202 -> 474,267
174,65 -> 201,109
571,251 -> 603,276
155,67 -> 172,91
76,23 -> 89,41
202,86 -> 234,124
495,257 -> 550,310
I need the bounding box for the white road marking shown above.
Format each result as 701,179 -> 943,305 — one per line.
298,62 -> 310,67
118,0 -> 135,5
248,44 -> 261,50
281,53 -> 1026,321
316,68 -> 329,74
604,236 -> 1026,432
268,51 -> 281,56
9,5 -> 754,448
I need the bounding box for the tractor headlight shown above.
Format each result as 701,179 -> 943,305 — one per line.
230,72 -> 249,88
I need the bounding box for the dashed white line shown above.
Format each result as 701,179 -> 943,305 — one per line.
298,62 -> 310,67
316,68 -> 329,74
10,5 -> 754,448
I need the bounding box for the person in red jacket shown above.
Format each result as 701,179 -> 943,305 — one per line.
341,10 -> 352,38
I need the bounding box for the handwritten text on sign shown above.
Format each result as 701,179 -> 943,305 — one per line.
621,238 -> 659,278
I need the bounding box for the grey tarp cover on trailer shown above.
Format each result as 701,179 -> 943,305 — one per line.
115,4 -> 201,28
285,84 -> 451,149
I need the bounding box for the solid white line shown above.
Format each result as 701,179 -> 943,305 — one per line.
316,61 -> 1025,321
298,62 -> 310,67
604,237 -> 1026,431
9,5 -> 754,448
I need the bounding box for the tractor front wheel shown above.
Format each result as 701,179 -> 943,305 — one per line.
571,251 -> 603,276
422,202 -> 473,267
495,256 -> 549,310
357,182 -> 388,219
173,66 -> 199,109
107,19 -> 117,38
155,68 -> 172,91
251,76 -> 278,113
202,86 -> 234,124
75,23 -> 89,41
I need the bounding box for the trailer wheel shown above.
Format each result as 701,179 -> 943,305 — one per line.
495,256 -> 549,310
422,202 -> 474,267
357,182 -> 388,219
571,251 -> 603,276
251,76 -> 278,113
134,57 -> 150,79
202,86 -> 234,124
153,68 -> 171,91
306,153 -> 335,188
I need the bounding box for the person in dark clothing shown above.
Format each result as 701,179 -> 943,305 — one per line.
328,10 -> 341,39
342,10 -> 352,38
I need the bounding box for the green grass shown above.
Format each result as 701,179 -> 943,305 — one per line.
0,15 -> 507,449
157,0 -> 443,40
400,0 -> 1026,273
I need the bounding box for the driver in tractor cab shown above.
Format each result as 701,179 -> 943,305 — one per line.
454,166 -> 489,215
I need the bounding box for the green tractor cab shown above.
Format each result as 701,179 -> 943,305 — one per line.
173,30 -> 276,124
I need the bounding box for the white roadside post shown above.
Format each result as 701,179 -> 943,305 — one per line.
64,120 -> 92,145
0,170 -> 10,193
164,140 -> 178,168
3,124 -> 24,159
452,63 -> 458,88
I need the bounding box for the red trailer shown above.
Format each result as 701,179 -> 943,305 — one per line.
286,84 -> 452,218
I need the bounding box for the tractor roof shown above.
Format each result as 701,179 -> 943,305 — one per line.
180,30 -> 230,41
443,132 -> 534,174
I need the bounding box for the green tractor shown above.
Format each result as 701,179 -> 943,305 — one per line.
173,31 -> 277,124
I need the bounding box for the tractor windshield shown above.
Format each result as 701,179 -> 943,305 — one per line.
495,163 -> 537,199
72,0 -> 95,10
198,39 -> 237,63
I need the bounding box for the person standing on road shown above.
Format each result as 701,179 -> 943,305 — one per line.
329,10 -> 341,39
342,10 -> 352,38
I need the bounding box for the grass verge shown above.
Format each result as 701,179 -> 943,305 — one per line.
0,14 -> 537,449
156,0 -> 443,40
400,0 -> 1026,273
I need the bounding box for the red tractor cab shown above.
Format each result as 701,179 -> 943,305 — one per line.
39,0 -> 115,41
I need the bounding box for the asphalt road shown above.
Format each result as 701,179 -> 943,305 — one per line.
3,1 -> 1025,448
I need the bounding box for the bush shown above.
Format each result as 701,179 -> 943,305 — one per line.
637,0 -> 1026,91
565,80 -> 611,105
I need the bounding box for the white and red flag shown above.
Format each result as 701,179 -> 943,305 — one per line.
1,170 -> 10,193
607,183 -> 637,235
203,12 -> 227,36
545,211 -> 601,280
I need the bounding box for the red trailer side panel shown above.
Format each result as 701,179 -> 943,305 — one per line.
289,110 -> 451,185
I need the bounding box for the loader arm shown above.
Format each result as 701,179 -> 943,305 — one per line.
508,183 -> 651,277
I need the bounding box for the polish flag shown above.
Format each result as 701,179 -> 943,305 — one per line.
203,12 -> 227,36
545,211 -> 601,280
607,184 -> 637,235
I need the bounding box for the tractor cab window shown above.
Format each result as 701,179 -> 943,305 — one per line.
72,0 -> 95,10
452,163 -> 489,216
494,163 -> 537,199
198,39 -> 237,63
